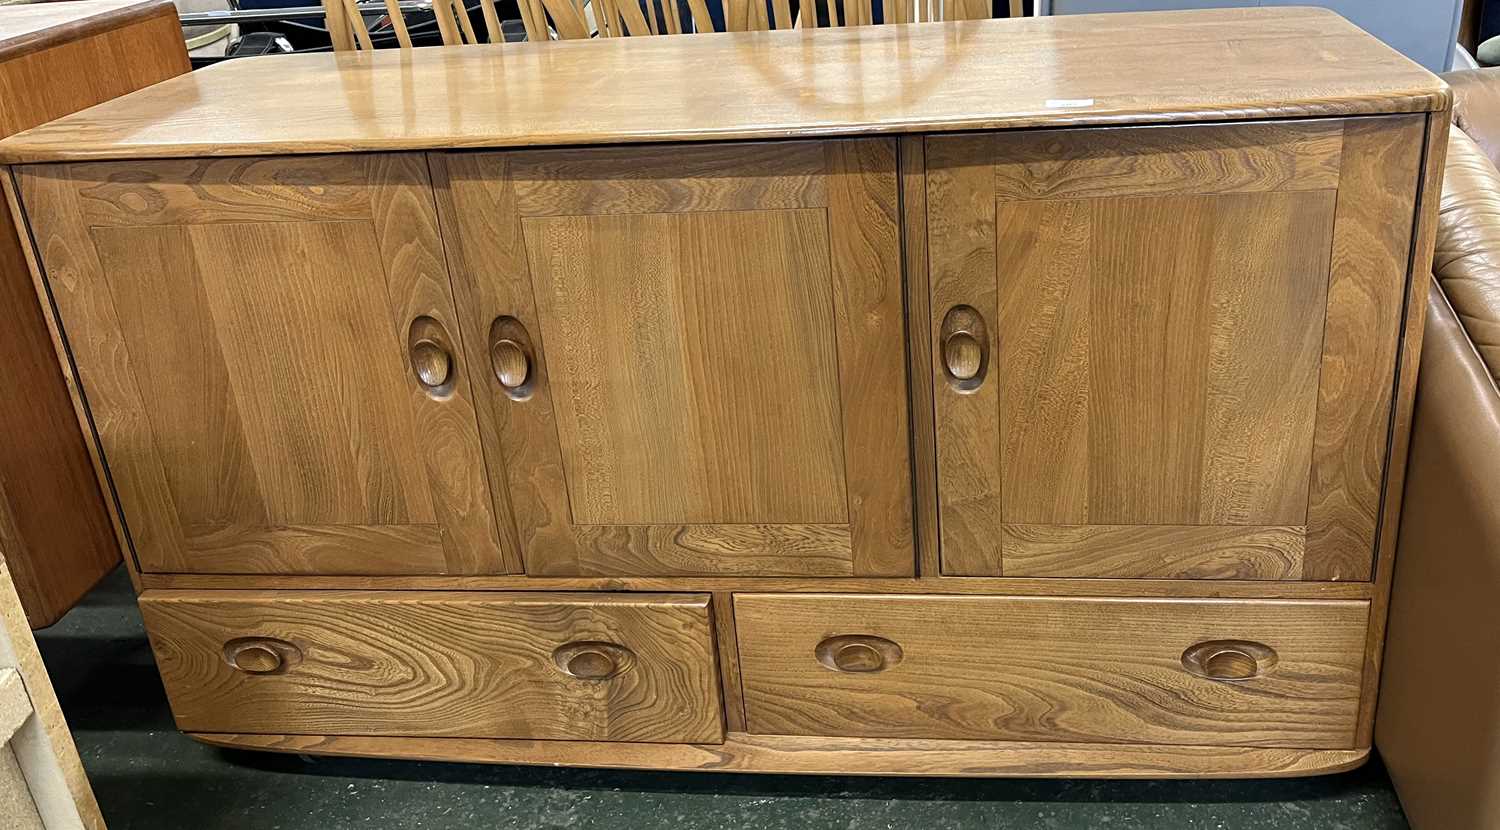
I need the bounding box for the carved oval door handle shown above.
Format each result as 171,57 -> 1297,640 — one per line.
940,305 -> 989,391
553,641 -> 634,680
815,634 -> 903,674
1181,639 -> 1279,681
491,338 -> 530,390
223,637 -> 301,675
488,316 -> 535,399
411,340 -> 452,388
407,316 -> 457,395
943,331 -> 983,381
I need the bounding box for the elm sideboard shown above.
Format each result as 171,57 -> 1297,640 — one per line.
0,8 -> 1450,777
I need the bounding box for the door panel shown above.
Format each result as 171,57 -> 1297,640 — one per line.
524,209 -> 848,526
437,140 -> 913,577
21,155 -> 509,575
995,190 -> 1334,526
928,118 -> 1424,580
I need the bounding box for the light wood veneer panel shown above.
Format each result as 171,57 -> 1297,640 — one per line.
996,190 -> 1333,526
1001,525 -> 1304,580
141,590 -> 723,743
508,142 -> 827,216
990,120 -> 1343,200
1303,115 -> 1426,581
525,208 -> 848,526
736,594 -> 1368,747
20,155 -> 508,575
437,139 -> 911,578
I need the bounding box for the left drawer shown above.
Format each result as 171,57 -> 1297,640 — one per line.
139,590 -> 724,743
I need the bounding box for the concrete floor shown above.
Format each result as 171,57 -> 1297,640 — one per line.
35,568 -> 1411,829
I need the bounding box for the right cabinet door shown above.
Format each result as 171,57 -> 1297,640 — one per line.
927,117 -> 1425,581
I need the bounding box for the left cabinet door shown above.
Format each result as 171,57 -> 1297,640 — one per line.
20,154 -> 512,575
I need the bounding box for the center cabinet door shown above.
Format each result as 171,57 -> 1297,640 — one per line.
435,140 -> 913,577
926,118 -> 1424,582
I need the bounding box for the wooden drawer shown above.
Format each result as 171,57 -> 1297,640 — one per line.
140,591 -> 723,743
735,594 -> 1368,748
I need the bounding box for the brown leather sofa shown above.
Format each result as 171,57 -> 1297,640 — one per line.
1375,68 -> 1500,829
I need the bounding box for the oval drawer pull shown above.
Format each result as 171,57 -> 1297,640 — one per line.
1181,639 -> 1278,681
553,641 -> 634,680
940,305 -> 989,391
491,338 -> 530,390
815,634 -> 903,674
407,316 -> 457,396
223,637 -> 301,675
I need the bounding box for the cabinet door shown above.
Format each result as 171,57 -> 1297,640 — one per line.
21,154 -> 509,575
927,118 -> 1425,581
437,140 -> 912,576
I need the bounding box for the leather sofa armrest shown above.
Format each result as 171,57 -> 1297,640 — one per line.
1435,128 -> 1500,384
1376,283 -> 1500,830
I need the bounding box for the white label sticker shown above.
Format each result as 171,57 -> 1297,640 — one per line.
1044,98 -> 1095,108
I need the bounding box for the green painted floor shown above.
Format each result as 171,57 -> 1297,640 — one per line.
35,568 -> 1410,829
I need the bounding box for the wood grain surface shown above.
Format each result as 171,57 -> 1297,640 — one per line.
989,120 -> 1343,201
0,9 -> 1445,164
1000,525 -> 1305,580
437,140 -> 911,577
928,122 -> 1339,576
141,590 -> 723,743
192,731 -> 1372,779
19,155 -> 508,575
736,594 -> 1368,747
1303,115 -> 1426,581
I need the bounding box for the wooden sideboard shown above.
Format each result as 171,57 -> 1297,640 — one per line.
0,8 -> 1450,777
0,0 -> 189,628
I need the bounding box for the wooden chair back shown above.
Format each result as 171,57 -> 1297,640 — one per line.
322,0 -> 505,49
593,0 -> 1020,36
324,0 -> 1023,50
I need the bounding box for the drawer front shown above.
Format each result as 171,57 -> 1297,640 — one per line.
735,594 -> 1368,748
140,591 -> 723,743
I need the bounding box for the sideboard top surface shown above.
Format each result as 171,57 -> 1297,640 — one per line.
0,7 -> 1446,163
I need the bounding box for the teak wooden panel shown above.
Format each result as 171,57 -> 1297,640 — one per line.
1303,115 -> 1426,581
0,0 -> 188,626
735,594 -> 1368,747
1001,525 -> 1305,580
140,590 -> 722,743
196,731 -> 1371,779
926,118 -> 1418,581
19,155 -> 509,576
0,8 -> 1446,163
435,140 -> 912,578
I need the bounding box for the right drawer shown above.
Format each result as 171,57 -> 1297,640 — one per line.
734,593 -> 1368,747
